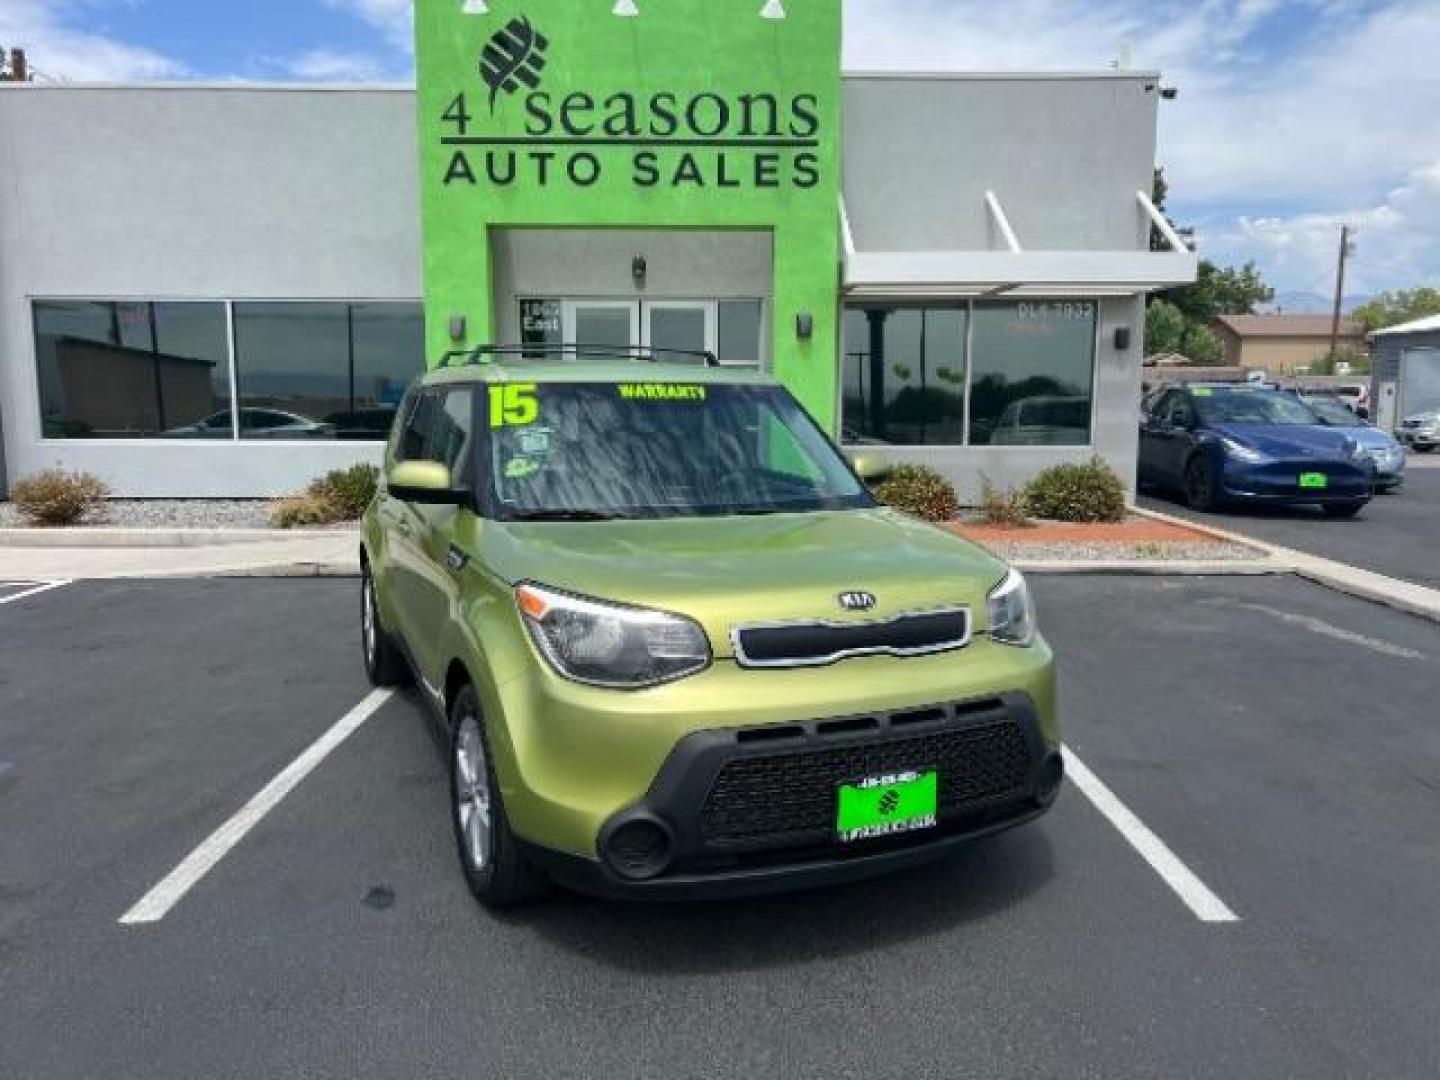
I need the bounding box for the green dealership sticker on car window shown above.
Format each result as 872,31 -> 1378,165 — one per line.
837,771 -> 938,842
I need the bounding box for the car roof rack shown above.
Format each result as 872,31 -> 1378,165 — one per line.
438,344 -> 721,369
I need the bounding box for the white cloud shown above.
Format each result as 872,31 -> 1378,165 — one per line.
1204,161 -> 1440,296
0,0 -> 184,80
322,0 -> 415,51
284,47 -> 388,82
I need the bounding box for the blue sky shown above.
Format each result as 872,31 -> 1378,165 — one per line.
3,0 -> 1438,300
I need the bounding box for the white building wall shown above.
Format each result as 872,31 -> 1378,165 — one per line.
0,85 -> 421,497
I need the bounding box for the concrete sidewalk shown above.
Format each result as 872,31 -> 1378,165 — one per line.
0,531 -> 358,580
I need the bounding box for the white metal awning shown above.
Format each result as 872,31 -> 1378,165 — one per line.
841,190 -> 1199,299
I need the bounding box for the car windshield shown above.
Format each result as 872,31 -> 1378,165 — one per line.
1192,388 -> 1319,426
487,381 -> 874,520
1301,396 -> 1364,427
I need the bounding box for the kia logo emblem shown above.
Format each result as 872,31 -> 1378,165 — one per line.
838,591 -> 877,612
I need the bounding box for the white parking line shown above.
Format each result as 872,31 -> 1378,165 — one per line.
0,580 -> 70,606
1063,746 -> 1240,924
119,688 -> 396,926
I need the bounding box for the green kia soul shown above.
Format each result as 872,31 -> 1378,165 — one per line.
361,347 -> 1062,906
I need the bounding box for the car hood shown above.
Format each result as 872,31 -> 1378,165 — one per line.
481,508 -> 1009,658
1209,422 -> 1358,460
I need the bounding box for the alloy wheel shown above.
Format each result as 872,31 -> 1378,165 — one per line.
454,713 -> 493,871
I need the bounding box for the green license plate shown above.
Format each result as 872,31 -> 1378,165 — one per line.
1299,472 -> 1329,489
836,771 -> 938,843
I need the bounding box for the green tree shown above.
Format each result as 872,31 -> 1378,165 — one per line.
1180,323 -> 1224,365
1351,287 -> 1440,333
1162,260 -> 1274,322
1145,298 -> 1187,355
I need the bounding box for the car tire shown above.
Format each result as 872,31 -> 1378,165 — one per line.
361,564 -> 409,688
1321,501 -> 1366,519
1183,455 -> 1219,512
449,684 -> 547,908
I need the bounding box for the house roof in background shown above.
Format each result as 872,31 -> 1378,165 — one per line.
1214,314 -> 1363,338
1370,313 -> 1440,337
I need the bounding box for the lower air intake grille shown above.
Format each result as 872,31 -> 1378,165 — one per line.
700,719 -> 1031,845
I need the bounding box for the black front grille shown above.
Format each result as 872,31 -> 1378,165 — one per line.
734,609 -> 969,668
701,717 -> 1032,846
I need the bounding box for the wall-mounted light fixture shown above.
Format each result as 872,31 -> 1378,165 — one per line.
1114,327 -> 1132,351
449,315 -> 468,342
796,311 -> 814,340
613,0 -> 640,16
461,0 -> 489,13
761,0 -> 787,18
632,254 -> 648,287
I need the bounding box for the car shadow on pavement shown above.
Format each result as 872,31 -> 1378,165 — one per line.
501,827 -> 1055,975
1140,485 -> 1362,523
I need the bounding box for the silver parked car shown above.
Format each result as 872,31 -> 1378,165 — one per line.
1397,410 -> 1439,454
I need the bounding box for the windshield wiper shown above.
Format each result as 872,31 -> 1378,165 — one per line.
507,509 -> 628,522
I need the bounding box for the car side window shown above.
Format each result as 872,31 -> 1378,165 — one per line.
426,389 -> 475,484
396,392 -> 438,464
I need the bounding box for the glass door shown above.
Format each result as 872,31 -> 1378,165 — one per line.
642,301 -> 714,365
564,301 -> 639,356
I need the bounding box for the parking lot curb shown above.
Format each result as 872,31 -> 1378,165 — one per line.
1131,505 -> 1440,625
1016,558 -> 1283,576
0,527 -> 356,549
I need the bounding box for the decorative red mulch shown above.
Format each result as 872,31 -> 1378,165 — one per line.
945,516 -> 1222,545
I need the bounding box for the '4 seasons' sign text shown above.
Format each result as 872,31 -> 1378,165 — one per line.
438,16 -> 823,192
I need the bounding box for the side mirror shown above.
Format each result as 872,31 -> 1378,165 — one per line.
848,453 -> 893,483
387,460 -> 470,507
1356,406 -> 1370,421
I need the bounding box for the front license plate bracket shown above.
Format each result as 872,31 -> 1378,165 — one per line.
836,770 -> 939,843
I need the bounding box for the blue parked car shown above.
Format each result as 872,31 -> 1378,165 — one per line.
1139,384 -> 1374,517
1291,390 -> 1406,492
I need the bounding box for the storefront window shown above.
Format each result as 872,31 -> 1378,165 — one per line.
233,302 -> 423,441
843,301 -> 1095,447
842,307 -> 967,445
718,300 -> 763,366
33,301 -> 230,439
969,302 -> 1095,446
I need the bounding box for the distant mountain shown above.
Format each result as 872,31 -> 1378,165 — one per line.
1261,291 -> 1372,315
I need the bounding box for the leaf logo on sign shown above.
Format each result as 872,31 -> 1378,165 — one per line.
479,17 -> 549,112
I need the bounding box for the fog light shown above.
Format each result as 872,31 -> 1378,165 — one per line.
603,817 -> 673,880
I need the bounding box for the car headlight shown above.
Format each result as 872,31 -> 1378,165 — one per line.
987,569 -> 1036,647
516,583 -> 711,689
1219,436 -> 1267,463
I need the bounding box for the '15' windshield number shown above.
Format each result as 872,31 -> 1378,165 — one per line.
490,384 -> 538,429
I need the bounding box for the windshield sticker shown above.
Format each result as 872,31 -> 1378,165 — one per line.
504,458 -> 543,481
518,427 -> 551,456
489,383 -> 539,428
1192,388 -> 1214,397
617,383 -> 708,402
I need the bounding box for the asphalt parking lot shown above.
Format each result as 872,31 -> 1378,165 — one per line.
1139,454 -> 1440,587
3,575 -> 1439,1079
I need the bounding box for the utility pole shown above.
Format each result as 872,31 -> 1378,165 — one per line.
1328,225 -> 1355,367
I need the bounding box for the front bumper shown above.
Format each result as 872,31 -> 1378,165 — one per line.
1220,459 -> 1373,503
522,690 -> 1060,898
1397,429 -> 1438,448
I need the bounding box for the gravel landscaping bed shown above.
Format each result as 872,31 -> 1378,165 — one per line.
971,539 -> 1262,562
0,499 -> 283,530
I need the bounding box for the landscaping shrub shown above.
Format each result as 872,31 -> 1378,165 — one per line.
271,464 -> 380,529
978,475 -> 1031,527
270,494 -> 337,529
308,464 -> 380,521
1023,458 -> 1127,523
872,464 -> 960,522
10,469 -> 109,526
